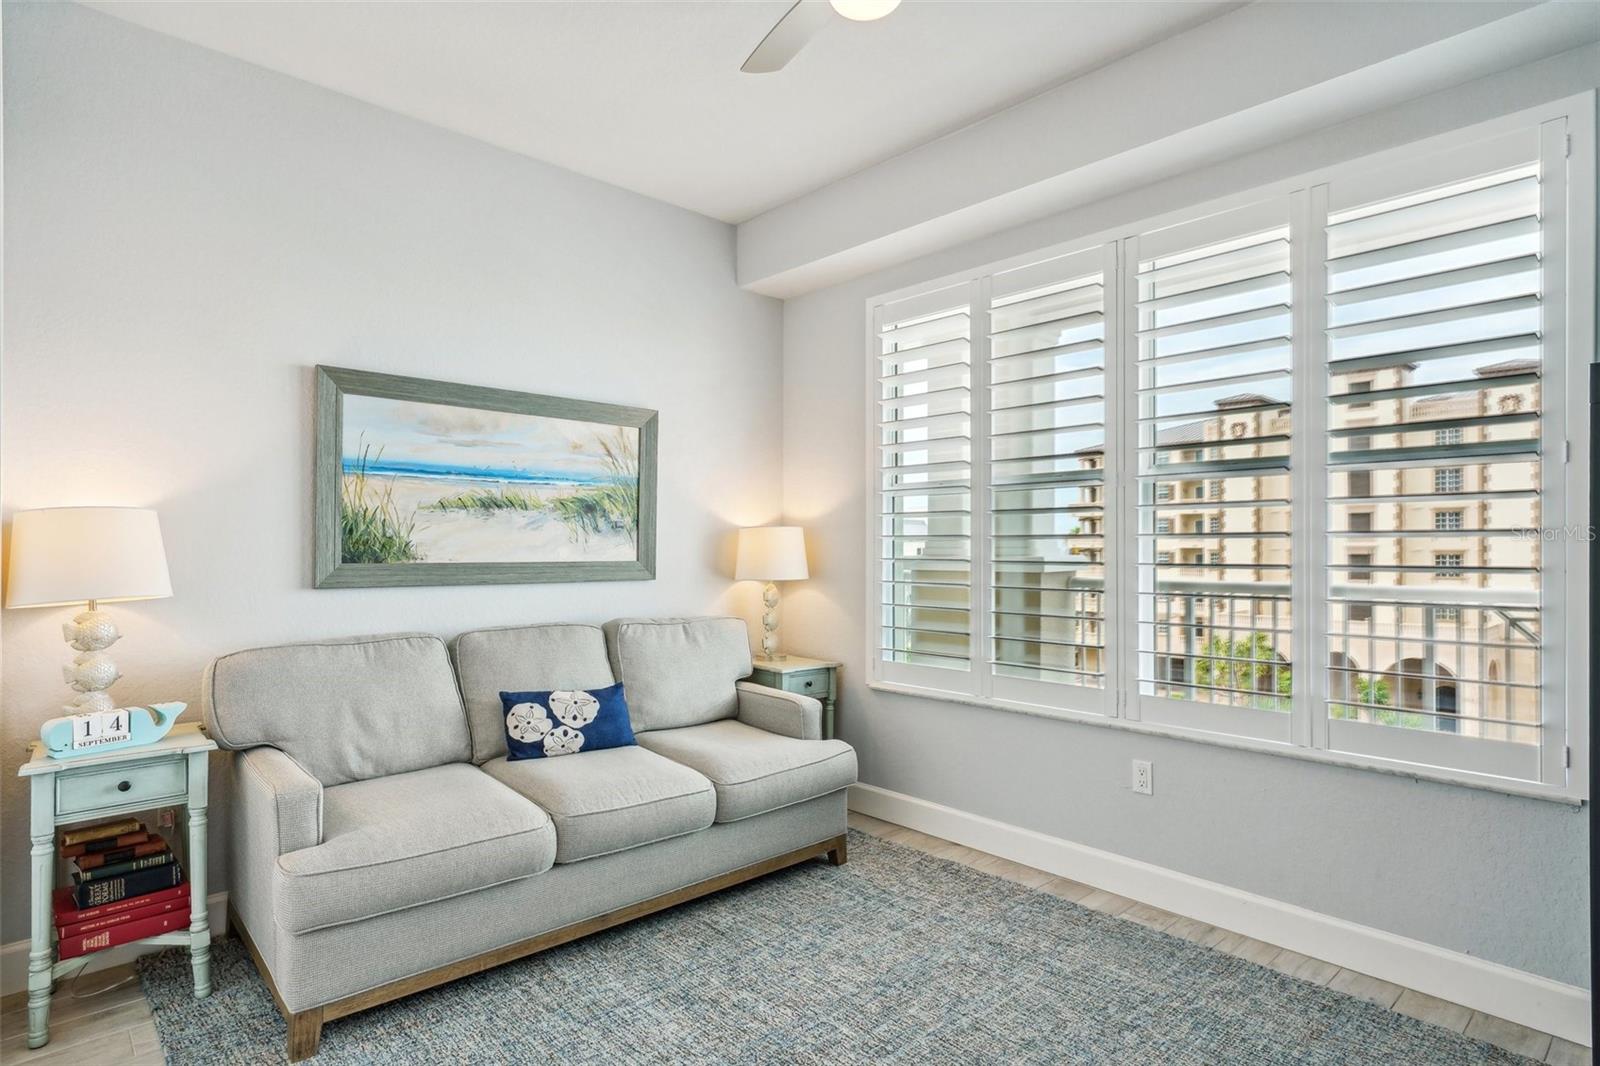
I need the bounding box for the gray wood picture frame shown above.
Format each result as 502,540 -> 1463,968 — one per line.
314,365 -> 658,588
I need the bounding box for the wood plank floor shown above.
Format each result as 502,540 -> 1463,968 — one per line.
0,815 -> 1587,1065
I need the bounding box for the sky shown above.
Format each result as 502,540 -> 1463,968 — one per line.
342,394 -> 630,478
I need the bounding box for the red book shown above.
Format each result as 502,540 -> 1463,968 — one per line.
57,909 -> 188,960
53,883 -> 189,927
57,892 -> 191,939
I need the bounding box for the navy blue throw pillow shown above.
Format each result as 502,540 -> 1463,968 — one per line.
499,682 -> 636,761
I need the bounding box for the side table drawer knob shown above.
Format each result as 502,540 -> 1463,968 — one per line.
117,780 -> 131,792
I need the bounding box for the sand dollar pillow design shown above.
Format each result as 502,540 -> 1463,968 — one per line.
499,682 -> 636,761
549,690 -> 600,729
505,703 -> 553,744
542,725 -> 585,757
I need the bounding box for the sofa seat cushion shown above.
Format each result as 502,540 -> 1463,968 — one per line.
275,763 -> 554,933
482,746 -> 716,864
636,721 -> 857,823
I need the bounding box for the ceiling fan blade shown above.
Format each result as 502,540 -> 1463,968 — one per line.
741,0 -> 834,74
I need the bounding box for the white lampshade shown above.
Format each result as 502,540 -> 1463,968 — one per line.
735,526 -> 809,582
6,507 -> 173,608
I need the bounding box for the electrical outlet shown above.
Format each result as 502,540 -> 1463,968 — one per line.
158,807 -> 177,829
1131,759 -> 1153,795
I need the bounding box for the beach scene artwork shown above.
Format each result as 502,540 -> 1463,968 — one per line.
339,393 -> 642,565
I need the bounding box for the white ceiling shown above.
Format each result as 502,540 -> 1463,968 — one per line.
83,0 -> 1238,223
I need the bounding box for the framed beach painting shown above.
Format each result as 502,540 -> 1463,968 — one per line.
314,366 -> 657,587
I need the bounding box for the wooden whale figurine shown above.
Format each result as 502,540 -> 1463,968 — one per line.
40,702 -> 186,760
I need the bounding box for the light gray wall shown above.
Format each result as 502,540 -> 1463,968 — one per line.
0,4 -> 781,944
781,46 -> 1596,987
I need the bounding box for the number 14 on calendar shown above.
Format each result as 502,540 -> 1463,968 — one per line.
71,710 -> 132,750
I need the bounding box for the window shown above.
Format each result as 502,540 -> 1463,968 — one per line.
988,247 -> 1110,698
1133,200 -> 1293,737
1322,118 -> 1565,787
869,101 -> 1589,797
876,284 -> 973,675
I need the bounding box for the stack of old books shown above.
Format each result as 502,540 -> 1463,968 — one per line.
53,818 -> 189,960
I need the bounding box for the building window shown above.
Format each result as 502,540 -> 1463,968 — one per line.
1348,380 -> 1373,408
1208,516 -> 1222,533
1434,467 -> 1464,493
1434,426 -> 1464,446
1348,512 -> 1372,533
1434,510 -> 1464,531
1349,553 -> 1373,582
1434,552 -> 1463,578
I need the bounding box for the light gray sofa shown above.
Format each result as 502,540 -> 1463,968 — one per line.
202,616 -> 856,1061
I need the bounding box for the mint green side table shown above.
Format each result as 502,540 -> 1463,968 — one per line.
17,723 -> 216,1050
749,655 -> 840,739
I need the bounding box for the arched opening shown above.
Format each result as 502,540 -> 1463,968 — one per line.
1328,651 -> 1359,705
1384,659 -> 1458,733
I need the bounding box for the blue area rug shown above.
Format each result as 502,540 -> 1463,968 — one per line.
137,831 -> 1537,1063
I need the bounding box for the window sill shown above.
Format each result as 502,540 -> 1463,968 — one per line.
865,678 -> 1585,806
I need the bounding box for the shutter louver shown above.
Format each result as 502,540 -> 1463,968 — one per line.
988,248 -> 1109,692
1324,141 -> 1544,756
878,285 -> 974,671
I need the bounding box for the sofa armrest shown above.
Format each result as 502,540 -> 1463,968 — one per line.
237,746 -> 323,856
735,681 -> 822,741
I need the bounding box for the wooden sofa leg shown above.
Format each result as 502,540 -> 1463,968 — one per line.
827,836 -> 848,866
287,1008 -> 324,1062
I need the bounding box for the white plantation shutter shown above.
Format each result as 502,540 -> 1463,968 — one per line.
1128,201 -> 1296,739
876,284 -> 975,677
1320,124 -> 1569,783
865,103 -> 1589,797
987,245 -> 1115,710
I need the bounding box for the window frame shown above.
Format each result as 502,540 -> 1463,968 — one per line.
864,93 -> 1593,802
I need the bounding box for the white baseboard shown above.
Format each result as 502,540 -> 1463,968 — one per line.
1,892 -> 228,999
850,783 -> 1592,1048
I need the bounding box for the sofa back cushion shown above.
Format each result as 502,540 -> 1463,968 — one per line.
451,623 -> 616,763
202,633 -> 470,786
602,617 -> 752,733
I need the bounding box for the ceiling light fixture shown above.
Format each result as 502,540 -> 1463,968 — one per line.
742,0 -> 904,73
829,0 -> 901,21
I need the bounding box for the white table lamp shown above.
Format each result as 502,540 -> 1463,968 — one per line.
736,525 -> 808,661
6,507 -> 173,713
